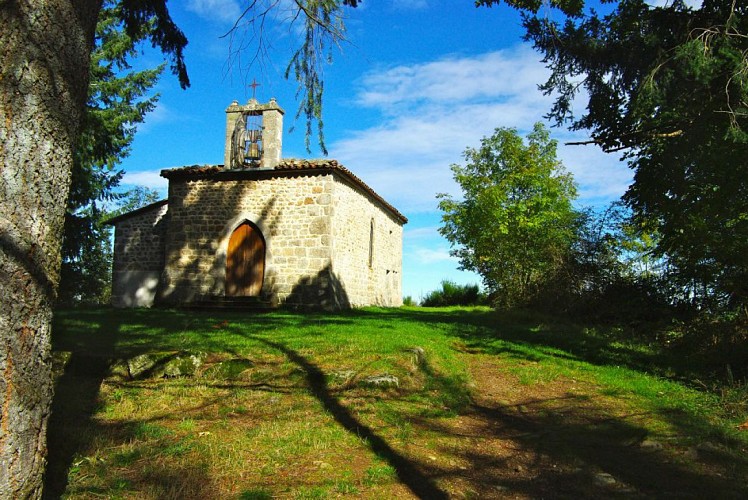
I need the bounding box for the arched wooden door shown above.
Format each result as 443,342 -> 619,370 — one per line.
226,222 -> 265,296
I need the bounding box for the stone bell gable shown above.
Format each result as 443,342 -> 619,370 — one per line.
224,98 -> 283,170
109,97 -> 407,310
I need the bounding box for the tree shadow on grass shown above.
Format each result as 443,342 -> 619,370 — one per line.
249,314 -> 748,498
466,396 -> 747,498
335,308 -> 748,497
49,308 -> 444,497
46,311 -> 226,499
246,334 -> 450,499
49,306 -> 748,497
400,365 -> 748,498
44,353 -> 225,498
44,353 -> 113,499
372,308 -> 742,412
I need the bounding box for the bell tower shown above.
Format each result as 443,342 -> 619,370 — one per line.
224,97 -> 284,169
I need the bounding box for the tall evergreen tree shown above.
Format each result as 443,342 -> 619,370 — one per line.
0,3 -> 187,496
60,3 -> 164,306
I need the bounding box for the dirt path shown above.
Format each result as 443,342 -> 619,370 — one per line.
423,352 -> 747,499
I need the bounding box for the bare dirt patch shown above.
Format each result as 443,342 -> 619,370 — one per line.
422,352 -> 748,499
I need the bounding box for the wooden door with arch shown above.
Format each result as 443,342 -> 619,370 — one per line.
226,221 -> 265,296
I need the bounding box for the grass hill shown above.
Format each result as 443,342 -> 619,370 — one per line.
48,307 -> 748,498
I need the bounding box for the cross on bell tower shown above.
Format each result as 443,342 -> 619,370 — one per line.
248,78 -> 261,100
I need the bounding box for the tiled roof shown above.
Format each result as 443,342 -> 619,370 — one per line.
104,199 -> 168,225
160,164 -> 222,177
160,159 -> 408,223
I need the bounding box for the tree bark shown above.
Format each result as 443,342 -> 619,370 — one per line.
0,1 -> 100,497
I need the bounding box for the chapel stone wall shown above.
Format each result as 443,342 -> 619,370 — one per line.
111,202 -> 168,307
158,174 -> 338,307
330,178 -> 403,307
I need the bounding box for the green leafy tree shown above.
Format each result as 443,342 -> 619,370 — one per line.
570,203 -> 660,293
480,0 -> 748,310
60,2 -> 164,306
438,123 -> 578,307
59,203 -> 115,306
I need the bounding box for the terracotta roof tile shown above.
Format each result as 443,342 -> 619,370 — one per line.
160,160 -> 407,223
104,199 -> 168,225
160,164 -> 222,176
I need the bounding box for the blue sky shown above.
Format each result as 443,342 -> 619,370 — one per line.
118,0 -> 632,301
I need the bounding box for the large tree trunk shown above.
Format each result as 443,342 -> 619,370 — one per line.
0,1 -> 100,497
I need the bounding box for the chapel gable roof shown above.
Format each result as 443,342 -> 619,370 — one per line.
160,159 -> 408,224
104,199 -> 168,225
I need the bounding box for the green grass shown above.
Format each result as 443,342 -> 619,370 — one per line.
363,462 -> 397,486
47,306 -> 748,498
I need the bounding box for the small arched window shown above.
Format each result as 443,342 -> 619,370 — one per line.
368,218 -> 375,268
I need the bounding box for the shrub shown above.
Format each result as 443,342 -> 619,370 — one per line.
421,281 -> 485,307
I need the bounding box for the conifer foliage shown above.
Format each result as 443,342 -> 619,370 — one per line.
61,2 -> 164,305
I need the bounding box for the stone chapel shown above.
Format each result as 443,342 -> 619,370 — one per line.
108,97 -> 407,310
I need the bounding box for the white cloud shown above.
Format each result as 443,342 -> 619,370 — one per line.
330,46 -> 632,214
186,0 -> 243,24
390,0 -> 430,11
355,47 -> 548,110
137,102 -> 172,134
121,170 -> 169,192
411,246 -> 456,264
404,226 -> 441,240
